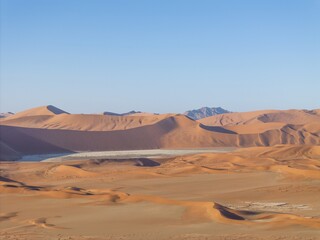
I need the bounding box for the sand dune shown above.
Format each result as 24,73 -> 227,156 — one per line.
3,105 -> 68,120
1,108 -> 319,239
212,203 -> 320,228
2,120 -> 319,159
199,109 -> 320,126
1,106 -> 320,160
1,171 -> 319,228
1,145 -> 320,239
44,165 -> 99,178
0,212 -> 17,222
0,112 -> 174,131
222,122 -> 286,134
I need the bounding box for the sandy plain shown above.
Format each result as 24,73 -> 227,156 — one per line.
1,145 -> 320,240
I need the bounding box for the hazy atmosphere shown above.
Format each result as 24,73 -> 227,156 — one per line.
1,0 -> 319,113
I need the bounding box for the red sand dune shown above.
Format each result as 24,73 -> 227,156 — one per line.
199,109 -> 320,126
1,106 -> 320,159
1,144 -> 320,239
4,105 -> 69,120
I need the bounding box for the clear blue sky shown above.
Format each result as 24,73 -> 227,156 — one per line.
1,0 -> 319,114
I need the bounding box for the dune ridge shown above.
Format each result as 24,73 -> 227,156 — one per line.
1,144 -> 320,239
3,105 -> 69,120
0,111 -> 175,131
1,106 -> 320,160
199,109 -> 320,126
1,175 -> 319,229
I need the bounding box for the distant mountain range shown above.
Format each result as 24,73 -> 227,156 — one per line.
184,107 -> 230,120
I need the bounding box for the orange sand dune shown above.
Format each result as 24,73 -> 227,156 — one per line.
199,109 -> 320,126
235,144 -> 320,160
223,122 -> 286,134
2,117 -> 319,158
44,165 -> 99,178
3,105 -> 69,120
1,173 -> 319,228
1,145 -> 320,239
0,111 -> 174,131
162,145 -> 320,179
1,106 -> 320,160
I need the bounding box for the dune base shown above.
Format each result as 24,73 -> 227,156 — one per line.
1,145 -> 320,240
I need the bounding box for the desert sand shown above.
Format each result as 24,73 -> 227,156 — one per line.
1,145 -> 320,240
1,106 -> 320,159
1,106 -> 320,239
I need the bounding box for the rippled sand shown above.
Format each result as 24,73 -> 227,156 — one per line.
1,145 -> 320,240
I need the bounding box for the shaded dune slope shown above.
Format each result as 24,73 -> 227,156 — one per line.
0,141 -> 22,161
0,115 -> 178,155
0,112 -> 174,131
1,106 -> 320,159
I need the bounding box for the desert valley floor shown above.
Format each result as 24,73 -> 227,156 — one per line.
1,145 -> 320,240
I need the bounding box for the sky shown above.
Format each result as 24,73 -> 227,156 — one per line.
1,0 -> 319,114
